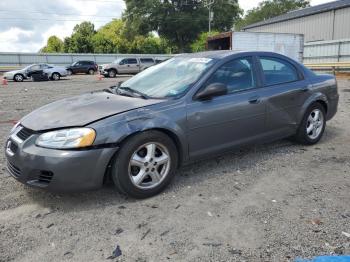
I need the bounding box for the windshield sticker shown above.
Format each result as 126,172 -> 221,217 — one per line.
188,58 -> 212,64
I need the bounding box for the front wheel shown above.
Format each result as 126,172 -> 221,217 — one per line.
67,69 -> 73,76
14,74 -> 24,82
88,69 -> 95,75
111,131 -> 178,198
295,102 -> 326,145
108,69 -> 117,78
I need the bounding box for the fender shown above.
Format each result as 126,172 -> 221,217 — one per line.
89,102 -> 189,164
297,92 -> 328,125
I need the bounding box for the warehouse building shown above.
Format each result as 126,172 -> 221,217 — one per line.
242,0 -> 350,42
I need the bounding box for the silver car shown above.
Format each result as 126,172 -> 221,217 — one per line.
99,57 -> 156,78
3,64 -> 68,82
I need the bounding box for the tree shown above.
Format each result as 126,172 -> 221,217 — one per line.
40,36 -> 64,53
235,0 -> 310,30
191,31 -> 219,52
123,0 -> 241,52
67,21 -> 96,53
92,19 -> 129,53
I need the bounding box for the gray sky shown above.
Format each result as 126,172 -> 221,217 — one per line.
0,0 -> 334,52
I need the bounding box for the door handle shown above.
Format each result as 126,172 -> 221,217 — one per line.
249,96 -> 260,104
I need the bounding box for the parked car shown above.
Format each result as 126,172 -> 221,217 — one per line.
66,61 -> 98,75
3,64 -> 68,82
5,51 -> 339,198
99,57 -> 156,77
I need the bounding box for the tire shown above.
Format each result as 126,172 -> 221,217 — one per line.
14,74 -> 24,82
108,69 -> 117,78
51,73 -> 60,81
295,102 -> 326,145
67,69 -> 73,76
88,68 -> 95,75
111,131 -> 178,199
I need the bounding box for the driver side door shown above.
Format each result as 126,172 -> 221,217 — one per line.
186,57 -> 267,160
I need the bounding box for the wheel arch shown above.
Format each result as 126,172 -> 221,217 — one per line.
13,73 -> 24,81
102,127 -> 184,186
298,93 -> 329,125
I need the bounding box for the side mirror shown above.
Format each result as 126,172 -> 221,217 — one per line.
194,83 -> 228,101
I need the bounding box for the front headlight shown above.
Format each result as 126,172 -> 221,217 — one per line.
9,121 -> 20,135
36,128 -> 96,149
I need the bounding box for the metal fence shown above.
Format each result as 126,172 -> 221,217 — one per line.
1,39 -> 350,70
304,39 -> 350,64
0,53 -> 174,67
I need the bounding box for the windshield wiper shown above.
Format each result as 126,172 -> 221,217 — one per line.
118,86 -> 149,99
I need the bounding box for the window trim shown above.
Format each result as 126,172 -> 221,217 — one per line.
258,56 -> 304,87
193,56 -> 258,100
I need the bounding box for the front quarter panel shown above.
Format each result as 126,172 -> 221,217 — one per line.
89,100 -> 189,164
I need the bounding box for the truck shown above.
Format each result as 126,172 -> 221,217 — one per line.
99,57 -> 156,78
207,31 -> 304,62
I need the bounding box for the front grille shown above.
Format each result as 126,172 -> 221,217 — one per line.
7,161 -> 21,178
16,126 -> 34,141
38,171 -> 54,184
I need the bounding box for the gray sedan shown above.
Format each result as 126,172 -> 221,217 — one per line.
3,64 -> 68,82
4,51 -> 339,198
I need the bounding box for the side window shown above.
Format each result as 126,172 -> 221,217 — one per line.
259,57 -> 299,86
128,58 -> 138,64
30,65 -> 40,71
140,58 -> 154,63
206,57 -> 256,94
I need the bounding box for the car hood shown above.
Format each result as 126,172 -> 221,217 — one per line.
5,69 -> 23,76
21,91 -> 162,131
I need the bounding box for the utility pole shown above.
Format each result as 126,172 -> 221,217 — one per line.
204,0 -> 215,33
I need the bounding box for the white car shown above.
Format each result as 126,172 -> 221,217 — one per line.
3,64 -> 68,82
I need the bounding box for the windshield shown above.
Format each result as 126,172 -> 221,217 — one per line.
113,58 -> 122,64
120,57 -> 216,98
23,64 -> 36,70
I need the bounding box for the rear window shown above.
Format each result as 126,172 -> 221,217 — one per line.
259,57 -> 299,86
140,58 -> 154,63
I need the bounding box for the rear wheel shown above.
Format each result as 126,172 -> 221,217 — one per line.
111,131 -> 178,198
51,73 -> 60,81
14,74 -> 24,82
295,102 -> 326,145
108,69 -> 117,78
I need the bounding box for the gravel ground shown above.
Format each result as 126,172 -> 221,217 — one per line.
0,75 -> 349,262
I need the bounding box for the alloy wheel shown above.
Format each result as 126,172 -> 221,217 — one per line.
128,142 -> 171,189
15,74 -> 23,82
306,109 -> 324,140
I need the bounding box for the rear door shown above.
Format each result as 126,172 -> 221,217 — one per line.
257,56 -> 310,136
186,56 -> 267,159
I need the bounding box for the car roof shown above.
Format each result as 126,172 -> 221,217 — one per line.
177,50 -> 293,60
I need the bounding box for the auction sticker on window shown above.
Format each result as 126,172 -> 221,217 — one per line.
188,58 -> 212,64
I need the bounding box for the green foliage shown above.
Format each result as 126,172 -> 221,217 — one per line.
235,0 -> 310,30
65,21 -> 96,53
123,0 -> 241,52
40,36 -> 64,53
92,19 -> 129,53
191,31 -> 219,52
